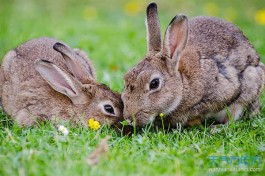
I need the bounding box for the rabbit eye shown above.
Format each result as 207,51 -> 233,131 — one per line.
149,78 -> 160,90
104,104 -> 115,115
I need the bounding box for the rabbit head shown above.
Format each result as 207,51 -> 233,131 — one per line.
34,42 -> 124,127
122,3 -> 189,126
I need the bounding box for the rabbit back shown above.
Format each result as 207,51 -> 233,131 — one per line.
173,16 -> 265,122
188,16 -> 260,71
1,38 -> 75,120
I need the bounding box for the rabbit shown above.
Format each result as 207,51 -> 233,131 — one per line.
121,2 -> 265,127
0,37 -> 124,127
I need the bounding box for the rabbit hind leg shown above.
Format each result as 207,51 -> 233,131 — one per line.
14,108 -> 37,127
209,103 -> 245,125
248,99 -> 261,117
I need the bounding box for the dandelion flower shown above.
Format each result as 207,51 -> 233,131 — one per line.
255,9 -> 265,25
58,125 -> 69,136
204,3 -> 218,16
124,1 -> 142,16
224,8 -> 237,22
159,113 -> 165,118
88,118 -> 101,130
83,6 -> 97,20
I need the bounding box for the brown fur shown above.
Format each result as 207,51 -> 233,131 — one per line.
0,64 -> 3,107
122,3 -> 265,127
0,37 -> 124,127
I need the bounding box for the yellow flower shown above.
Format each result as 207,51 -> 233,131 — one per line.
159,113 -> 165,118
204,3 -> 218,16
88,118 -> 101,130
83,6 -> 97,20
224,8 -> 237,22
255,9 -> 265,25
124,1 -> 142,16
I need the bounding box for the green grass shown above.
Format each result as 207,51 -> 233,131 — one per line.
1,0 -> 265,175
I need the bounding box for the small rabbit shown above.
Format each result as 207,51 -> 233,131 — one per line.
0,37 -> 124,127
122,3 -> 265,127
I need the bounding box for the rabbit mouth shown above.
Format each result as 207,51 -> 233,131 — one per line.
123,109 -> 159,127
147,115 -> 156,124
141,111 -> 157,124
130,111 -> 157,127
164,98 -> 182,115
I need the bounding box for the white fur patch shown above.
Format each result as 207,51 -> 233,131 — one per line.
164,97 -> 181,115
231,104 -> 244,121
147,115 -> 156,124
205,103 -> 244,122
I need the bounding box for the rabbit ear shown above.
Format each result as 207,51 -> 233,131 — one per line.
163,15 -> 189,67
73,48 -> 97,79
53,43 -> 95,84
35,59 -> 89,105
146,2 -> 162,54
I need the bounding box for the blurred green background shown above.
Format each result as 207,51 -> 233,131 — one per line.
1,1 -> 265,175
1,0 -> 265,92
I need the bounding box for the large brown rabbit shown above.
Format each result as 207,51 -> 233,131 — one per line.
122,3 -> 265,127
0,37 -> 124,127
